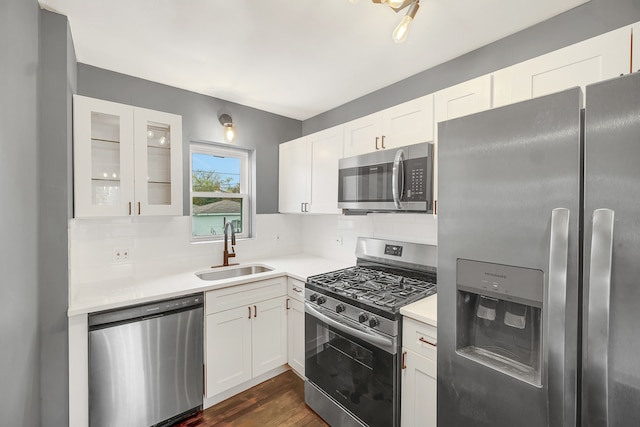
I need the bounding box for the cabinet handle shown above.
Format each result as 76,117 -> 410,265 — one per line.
434,200 -> 437,215
137,202 -> 141,215
301,203 -> 304,213
402,351 -> 407,370
381,135 -> 386,149
286,298 -> 290,310
305,203 -> 309,212
419,337 -> 437,347
128,202 -> 132,216
375,136 -> 380,150
248,306 -> 251,319
293,287 -> 302,293
253,305 -> 257,318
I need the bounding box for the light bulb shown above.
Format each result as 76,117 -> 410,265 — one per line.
392,15 -> 412,43
147,130 -> 155,139
158,136 -> 166,145
224,125 -> 236,143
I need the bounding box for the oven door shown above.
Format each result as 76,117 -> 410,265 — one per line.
305,303 -> 399,427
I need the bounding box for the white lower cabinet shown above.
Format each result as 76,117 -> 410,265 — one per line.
401,317 -> 437,427
287,278 -> 306,377
205,278 -> 287,398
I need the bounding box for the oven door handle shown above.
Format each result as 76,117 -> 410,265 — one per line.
305,303 -> 395,352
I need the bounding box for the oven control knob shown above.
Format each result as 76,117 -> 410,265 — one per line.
358,312 -> 369,323
336,304 -> 346,313
309,294 -> 318,302
317,296 -> 327,305
369,317 -> 380,328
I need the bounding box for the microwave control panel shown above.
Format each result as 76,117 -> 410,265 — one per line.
405,157 -> 428,201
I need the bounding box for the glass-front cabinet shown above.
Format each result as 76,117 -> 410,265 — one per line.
73,95 -> 183,217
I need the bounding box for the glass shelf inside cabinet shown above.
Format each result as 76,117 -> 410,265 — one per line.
91,112 -> 121,206
146,121 -> 172,206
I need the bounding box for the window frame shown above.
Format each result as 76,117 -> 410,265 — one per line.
189,141 -> 252,242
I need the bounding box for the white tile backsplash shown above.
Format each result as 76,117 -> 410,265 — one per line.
68,214 -> 303,298
69,211 -> 437,300
301,212 -> 437,262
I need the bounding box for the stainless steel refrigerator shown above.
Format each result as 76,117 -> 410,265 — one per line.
437,72 -> 640,427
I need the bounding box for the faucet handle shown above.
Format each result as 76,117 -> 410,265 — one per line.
229,246 -> 236,257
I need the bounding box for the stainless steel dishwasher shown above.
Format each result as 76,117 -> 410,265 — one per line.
88,293 -> 204,427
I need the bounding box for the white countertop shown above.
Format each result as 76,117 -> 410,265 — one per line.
68,254 -> 352,316
401,294 -> 437,326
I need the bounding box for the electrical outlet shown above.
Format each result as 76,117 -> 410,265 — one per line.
112,247 -> 130,263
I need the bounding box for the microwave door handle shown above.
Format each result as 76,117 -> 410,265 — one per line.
585,208 -> 615,427
392,149 -> 405,209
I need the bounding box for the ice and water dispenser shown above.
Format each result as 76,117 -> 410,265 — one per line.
456,259 -> 543,385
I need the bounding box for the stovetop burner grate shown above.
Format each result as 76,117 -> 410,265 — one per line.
308,266 -> 436,312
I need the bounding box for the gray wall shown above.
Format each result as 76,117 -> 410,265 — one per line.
304,0 -> 640,134
77,65 -> 302,215
0,0 -> 41,426
39,10 -> 76,427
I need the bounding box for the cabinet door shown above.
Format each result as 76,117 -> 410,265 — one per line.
278,137 -> 311,213
343,112 -> 383,157
494,26 -> 631,108
309,126 -> 343,214
633,23 -> 640,72
133,107 -> 183,216
252,297 -> 288,377
73,95 -> 135,217
382,94 -> 434,150
401,349 -> 437,427
205,306 -> 252,397
287,297 -> 305,377
433,75 -> 493,212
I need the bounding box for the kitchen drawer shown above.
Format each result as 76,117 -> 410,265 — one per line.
287,277 -> 305,302
205,277 -> 286,314
403,317 -> 437,361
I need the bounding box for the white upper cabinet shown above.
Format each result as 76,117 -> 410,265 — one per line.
73,95 -> 183,218
308,126 -> 343,214
278,126 -> 343,214
343,111 -> 382,157
493,26 -> 631,108
633,23 -> 640,72
278,136 -> 311,213
343,95 -> 434,158
433,75 -> 493,213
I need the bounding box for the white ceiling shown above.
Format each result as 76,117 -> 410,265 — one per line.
39,0 -> 587,120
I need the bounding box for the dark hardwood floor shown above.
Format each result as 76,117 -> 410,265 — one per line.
178,370 -> 329,427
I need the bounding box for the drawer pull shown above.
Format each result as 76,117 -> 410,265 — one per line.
286,298 -> 290,310
402,351 -> 407,370
254,305 -> 257,318
248,306 -> 251,319
419,337 -> 437,347
293,287 -> 302,293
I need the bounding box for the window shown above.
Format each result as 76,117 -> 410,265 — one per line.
190,142 -> 251,241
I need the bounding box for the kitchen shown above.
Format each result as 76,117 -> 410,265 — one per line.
4,0 -> 640,426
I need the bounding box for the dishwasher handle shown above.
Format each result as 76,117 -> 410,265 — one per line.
89,293 -> 204,330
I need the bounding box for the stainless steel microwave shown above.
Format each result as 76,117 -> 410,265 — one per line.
338,142 -> 434,213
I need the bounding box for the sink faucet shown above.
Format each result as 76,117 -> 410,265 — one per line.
223,220 -> 238,267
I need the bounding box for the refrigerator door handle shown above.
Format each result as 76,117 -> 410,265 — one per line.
546,208 -> 570,427
586,208 -> 615,426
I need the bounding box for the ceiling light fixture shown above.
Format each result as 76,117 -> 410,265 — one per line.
370,0 -> 420,43
218,113 -> 236,143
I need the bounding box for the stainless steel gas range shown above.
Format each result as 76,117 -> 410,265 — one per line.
304,237 -> 437,427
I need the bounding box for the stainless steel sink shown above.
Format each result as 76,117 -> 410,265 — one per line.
195,265 -> 273,281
